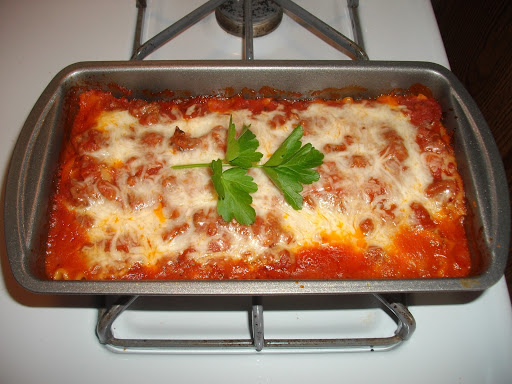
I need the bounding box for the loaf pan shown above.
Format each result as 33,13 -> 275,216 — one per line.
4,60 -> 510,295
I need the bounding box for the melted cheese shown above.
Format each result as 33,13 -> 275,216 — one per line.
53,96 -> 464,279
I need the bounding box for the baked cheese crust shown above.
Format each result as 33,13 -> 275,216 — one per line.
45,90 -> 471,280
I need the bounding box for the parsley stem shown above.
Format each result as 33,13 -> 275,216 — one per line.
172,160 -> 231,170
171,163 -> 211,169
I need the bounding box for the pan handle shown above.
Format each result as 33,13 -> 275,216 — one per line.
4,82 -> 62,287
96,294 -> 415,353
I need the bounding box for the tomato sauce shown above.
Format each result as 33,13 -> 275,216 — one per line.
45,197 -> 90,280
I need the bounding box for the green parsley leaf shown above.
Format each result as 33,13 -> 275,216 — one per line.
225,116 -> 263,168
210,158 -> 226,199
262,125 -> 324,210
210,159 -> 258,225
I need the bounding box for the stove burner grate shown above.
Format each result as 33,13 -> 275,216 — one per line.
130,0 -> 368,61
96,294 -> 415,353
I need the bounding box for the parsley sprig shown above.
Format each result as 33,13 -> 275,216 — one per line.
172,116 -> 324,225
262,125 -> 324,210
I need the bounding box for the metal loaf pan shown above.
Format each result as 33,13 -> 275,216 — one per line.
4,60 -> 510,295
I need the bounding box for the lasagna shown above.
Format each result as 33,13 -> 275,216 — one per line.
45,88 -> 472,280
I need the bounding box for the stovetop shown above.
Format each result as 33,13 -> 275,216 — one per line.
0,1 -> 511,383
